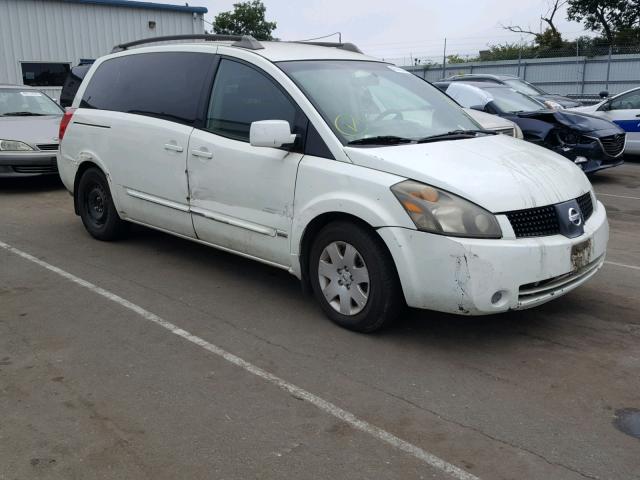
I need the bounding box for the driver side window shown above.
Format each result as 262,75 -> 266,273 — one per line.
609,91 -> 640,110
206,59 -> 299,142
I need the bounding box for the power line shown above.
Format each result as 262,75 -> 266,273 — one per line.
295,32 -> 342,43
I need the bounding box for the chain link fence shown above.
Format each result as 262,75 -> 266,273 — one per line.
399,42 -> 640,103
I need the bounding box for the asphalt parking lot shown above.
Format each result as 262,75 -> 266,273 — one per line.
1,159 -> 639,480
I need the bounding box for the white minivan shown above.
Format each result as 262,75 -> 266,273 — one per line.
57,35 -> 609,332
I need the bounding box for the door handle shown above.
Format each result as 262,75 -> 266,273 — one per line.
635,114 -> 640,118
191,149 -> 213,159
164,143 -> 184,152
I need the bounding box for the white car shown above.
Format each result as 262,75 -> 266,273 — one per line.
572,87 -> 640,155
463,108 -> 523,138
57,36 -> 608,332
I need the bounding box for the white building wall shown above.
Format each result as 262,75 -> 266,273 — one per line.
0,0 -> 205,97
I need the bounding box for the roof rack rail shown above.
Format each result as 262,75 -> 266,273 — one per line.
291,41 -> 363,54
112,34 -> 264,53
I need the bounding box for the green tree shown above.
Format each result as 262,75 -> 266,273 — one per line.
566,0 -> 640,44
213,0 -> 277,40
479,43 -> 536,61
535,28 -> 564,49
446,54 -> 478,64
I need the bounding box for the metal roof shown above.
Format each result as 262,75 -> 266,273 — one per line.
60,0 -> 207,14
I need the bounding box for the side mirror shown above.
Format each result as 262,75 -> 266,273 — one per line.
599,91 -> 609,98
250,120 -> 297,148
470,104 -> 486,112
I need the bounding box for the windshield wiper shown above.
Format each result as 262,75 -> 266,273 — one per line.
2,111 -> 46,116
416,129 -> 497,144
347,135 -> 415,146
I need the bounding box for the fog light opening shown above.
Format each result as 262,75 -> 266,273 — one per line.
491,291 -> 503,304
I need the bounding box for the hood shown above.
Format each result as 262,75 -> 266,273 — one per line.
344,134 -> 591,213
516,109 -> 622,134
537,94 -> 582,108
569,104 -> 602,114
0,115 -> 62,146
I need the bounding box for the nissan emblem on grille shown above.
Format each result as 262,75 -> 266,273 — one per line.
568,207 -> 582,226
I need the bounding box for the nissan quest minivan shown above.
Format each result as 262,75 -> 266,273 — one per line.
57,36 -> 609,332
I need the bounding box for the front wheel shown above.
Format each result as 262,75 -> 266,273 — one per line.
309,221 -> 404,332
76,168 -> 128,241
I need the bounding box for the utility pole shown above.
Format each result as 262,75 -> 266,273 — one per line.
575,38 -> 580,93
442,38 -> 447,79
605,44 -> 613,91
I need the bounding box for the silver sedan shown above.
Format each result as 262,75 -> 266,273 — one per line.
0,85 -> 63,177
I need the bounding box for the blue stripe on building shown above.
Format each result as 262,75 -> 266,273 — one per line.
61,0 -> 208,14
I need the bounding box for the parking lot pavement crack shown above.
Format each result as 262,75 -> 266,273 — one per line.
342,375 -> 601,480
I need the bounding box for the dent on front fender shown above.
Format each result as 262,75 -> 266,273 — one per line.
377,227 -> 493,314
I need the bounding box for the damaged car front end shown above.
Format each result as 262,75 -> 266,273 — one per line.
508,110 -> 625,174
439,81 -> 625,174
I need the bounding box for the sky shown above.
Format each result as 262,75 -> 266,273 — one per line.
149,0 -> 590,63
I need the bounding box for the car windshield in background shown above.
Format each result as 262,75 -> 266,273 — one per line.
503,79 -> 545,96
0,89 -> 63,116
484,87 -> 546,114
278,60 -> 481,145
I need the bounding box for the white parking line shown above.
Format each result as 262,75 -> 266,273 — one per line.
605,260 -> 640,271
0,240 -> 479,480
597,192 -> 640,201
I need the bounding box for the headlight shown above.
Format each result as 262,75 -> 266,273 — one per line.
0,140 -> 34,151
391,180 -> 502,238
544,100 -> 564,110
513,123 -> 524,139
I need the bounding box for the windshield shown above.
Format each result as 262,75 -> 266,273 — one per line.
484,87 -> 546,113
0,89 -> 63,116
503,79 -> 545,96
278,61 -> 481,144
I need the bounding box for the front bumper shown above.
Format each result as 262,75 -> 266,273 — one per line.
580,156 -> 624,174
378,200 -> 609,315
552,137 -> 625,174
0,152 -> 59,177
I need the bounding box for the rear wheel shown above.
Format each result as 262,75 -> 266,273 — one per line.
309,221 -> 404,332
77,168 -> 128,241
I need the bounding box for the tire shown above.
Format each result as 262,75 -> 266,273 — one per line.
76,168 -> 128,241
309,221 -> 404,332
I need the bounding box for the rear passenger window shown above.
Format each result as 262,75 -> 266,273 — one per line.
206,59 -> 297,142
81,52 -> 214,125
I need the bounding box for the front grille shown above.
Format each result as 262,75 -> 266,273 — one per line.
505,205 -> 560,238
504,192 -> 594,238
599,134 -> 625,157
36,143 -> 59,151
576,192 -> 594,220
13,164 -> 58,174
